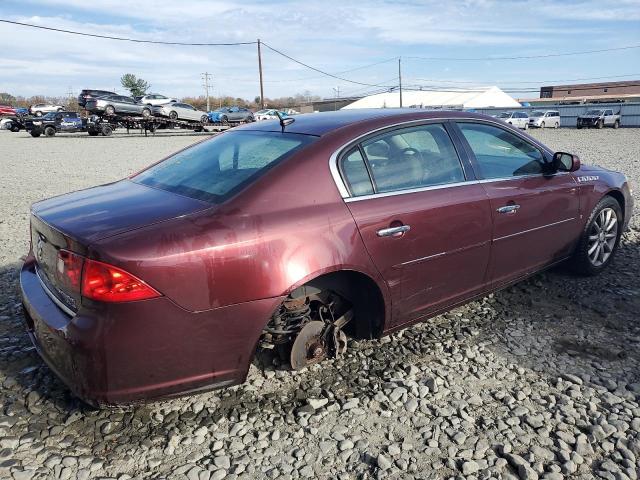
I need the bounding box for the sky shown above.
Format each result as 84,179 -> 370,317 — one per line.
1,0 -> 639,101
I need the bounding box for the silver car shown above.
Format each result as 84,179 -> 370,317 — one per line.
85,95 -> 152,117
139,94 -> 178,106
529,110 -> 560,128
29,103 -> 64,116
152,103 -> 209,122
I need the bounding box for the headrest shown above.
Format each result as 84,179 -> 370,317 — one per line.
365,142 -> 390,158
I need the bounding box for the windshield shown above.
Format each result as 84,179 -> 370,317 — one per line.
586,110 -> 603,115
497,113 -> 511,118
134,131 -> 316,203
530,111 -> 544,117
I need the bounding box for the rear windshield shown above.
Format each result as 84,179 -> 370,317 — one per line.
133,130 -> 316,203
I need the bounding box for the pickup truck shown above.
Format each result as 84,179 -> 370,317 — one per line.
25,111 -> 109,137
577,108 -> 621,129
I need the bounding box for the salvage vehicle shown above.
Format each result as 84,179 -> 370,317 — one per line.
20,110 -> 633,405
152,102 -> 209,122
528,110 -> 560,129
577,109 -> 620,129
29,103 -> 64,116
77,89 -> 117,108
496,111 -> 529,129
254,109 -> 289,121
85,95 -> 152,117
208,106 -> 254,123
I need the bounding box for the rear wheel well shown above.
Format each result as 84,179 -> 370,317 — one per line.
606,190 -> 625,219
288,270 -> 385,339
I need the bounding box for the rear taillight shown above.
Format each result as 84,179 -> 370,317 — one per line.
56,249 -> 84,293
81,259 -> 161,302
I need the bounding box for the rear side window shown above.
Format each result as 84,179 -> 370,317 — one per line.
134,131 -> 316,203
457,122 -> 544,179
341,148 -> 373,196
359,124 -> 465,194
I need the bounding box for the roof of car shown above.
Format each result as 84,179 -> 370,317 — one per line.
239,109 -> 499,136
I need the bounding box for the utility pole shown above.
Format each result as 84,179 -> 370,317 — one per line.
333,87 -> 340,111
257,39 -> 265,109
398,57 -> 403,108
201,72 -> 212,111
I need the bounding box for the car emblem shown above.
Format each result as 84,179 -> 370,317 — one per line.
36,234 -> 46,262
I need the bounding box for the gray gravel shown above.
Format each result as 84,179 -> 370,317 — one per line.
0,127 -> 639,479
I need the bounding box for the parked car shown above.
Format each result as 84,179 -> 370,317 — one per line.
25,111 -> 86,137
152,102 -> 209,122
0,105 -> 17,116
496,111 -> 529,129
78,89 -> 117,108
254,109 -> 289,121
528,110 -> 560,129
85,95 -> 152,117
577,109 -> 620,129
19,110 -> 633,405
208,106 -> 254,123
29,103 -> 64,116
139,94 -> 177,106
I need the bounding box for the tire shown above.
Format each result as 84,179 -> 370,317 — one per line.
35,111 -> 42,117
554,122 -> 559,129
30,130 -> 41,138
101,125 -> 113,136
245,115 -> 255,123
570,196 -> 622,276
577,124 -> 582,129
88,130 -> 99,136
10,124 -> 19,132
597,120 -> 603,129
44,126 -> 56,137
221,115 -> 228,124
169,111 -> 178,120
142,108 -> 151,118
540,121 -> 545,128
105,105 -> 115,116
523,123 -> 528,130
200,115 -> 208,124
613,120 -> 620,129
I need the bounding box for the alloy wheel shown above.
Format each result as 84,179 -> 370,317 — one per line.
587,207 -> 618,266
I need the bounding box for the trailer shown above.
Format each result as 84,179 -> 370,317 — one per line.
87,112 -> 232,136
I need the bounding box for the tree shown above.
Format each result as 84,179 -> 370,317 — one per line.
120,74 -> 150,97
0,92 -> 16,104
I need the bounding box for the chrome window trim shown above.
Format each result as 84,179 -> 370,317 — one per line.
35,267 -> 75,317
329,116 -> 555,200
343,172 -> 570,203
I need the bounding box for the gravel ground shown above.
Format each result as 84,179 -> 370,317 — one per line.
0,128 -> 639,480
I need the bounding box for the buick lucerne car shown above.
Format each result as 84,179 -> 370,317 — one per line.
20,110 -> 633,405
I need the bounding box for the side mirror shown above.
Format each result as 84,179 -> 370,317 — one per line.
553,152 -> 580,172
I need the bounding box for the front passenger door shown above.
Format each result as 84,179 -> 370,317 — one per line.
455,121 -> 580,287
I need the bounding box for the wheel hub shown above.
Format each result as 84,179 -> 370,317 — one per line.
290,321 -> 327,370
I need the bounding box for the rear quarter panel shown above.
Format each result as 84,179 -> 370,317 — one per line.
90,136 -> 390,317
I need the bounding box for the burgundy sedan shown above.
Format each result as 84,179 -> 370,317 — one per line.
20,110 -> 633,405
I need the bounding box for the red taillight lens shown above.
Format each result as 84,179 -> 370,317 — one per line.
56,249 -> 84,293
81,259 -> 161,302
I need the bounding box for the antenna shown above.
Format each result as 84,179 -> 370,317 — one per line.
275,111 -> 294,132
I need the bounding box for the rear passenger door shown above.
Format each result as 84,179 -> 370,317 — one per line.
454,121 -> 580,287
340,122 -> 493,326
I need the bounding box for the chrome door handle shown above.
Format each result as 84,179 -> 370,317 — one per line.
497,204 -> 520,214
377,225 -> 411,237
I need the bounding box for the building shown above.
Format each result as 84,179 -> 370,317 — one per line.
540,80 -> 640,99
342,86 -> 520,110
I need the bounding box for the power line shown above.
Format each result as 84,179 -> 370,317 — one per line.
405,44 -> 640,61
261,42 -> 396,88
0,19 -> 256,45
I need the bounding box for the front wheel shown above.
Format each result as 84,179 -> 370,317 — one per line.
523,123 -> 528,130
613,120 -> 620,129
597,120 -> 604,129
30,130 -> 41,138
554,122 -> 559,129
105,105 -> 116,116
142,108 -> 151,118
44,126 -> 56,137
200,115 -> 208,124
571,196 -> 622,275
169,111 -> 178,120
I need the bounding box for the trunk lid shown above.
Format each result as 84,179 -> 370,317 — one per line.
31,180 -> 212,314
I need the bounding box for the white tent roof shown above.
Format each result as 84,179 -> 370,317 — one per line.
342,86 -> 520,109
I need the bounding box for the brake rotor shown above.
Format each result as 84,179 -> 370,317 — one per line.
290,321 -> 327,370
